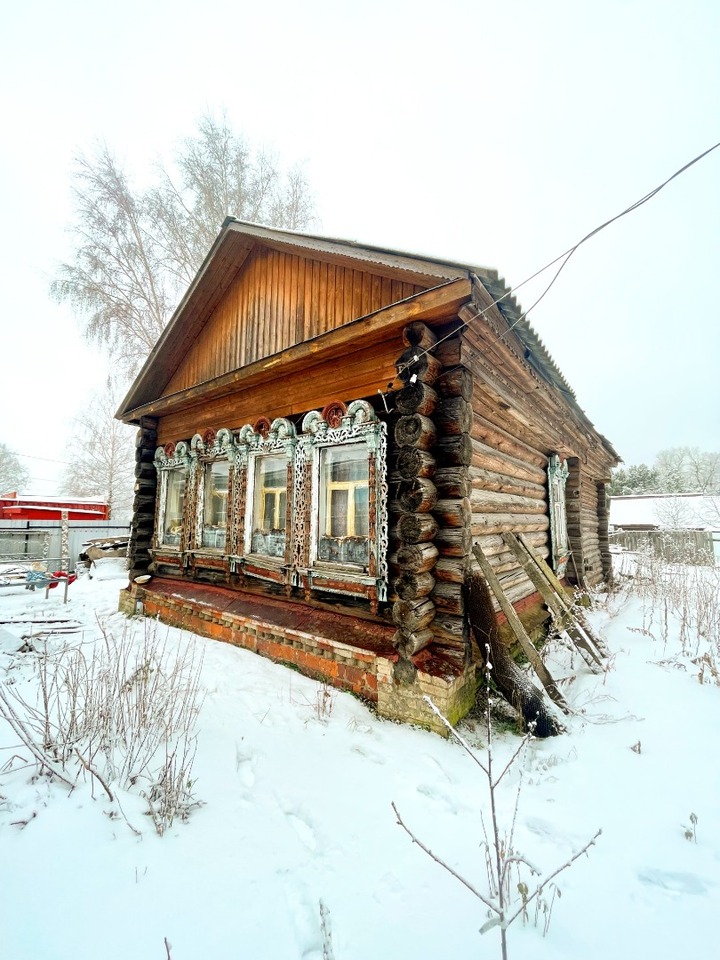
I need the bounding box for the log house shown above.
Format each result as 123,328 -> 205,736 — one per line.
116,221 -> 619,733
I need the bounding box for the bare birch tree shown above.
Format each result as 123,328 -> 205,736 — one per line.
60,380 -> 136,520
655,447 -> 720,495
0,443 -> 31,494
52,113 -> 315,375
51,146 -> 172,371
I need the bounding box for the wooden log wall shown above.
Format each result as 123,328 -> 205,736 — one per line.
565,458 -> 583,582
598,483 -> 612,582
390,322 -> 441,661
566,458 -> 605,586
435,332 -> 551,622
128,416 -> 158,580
457,291 -> 618,592
428,350 -> 473,653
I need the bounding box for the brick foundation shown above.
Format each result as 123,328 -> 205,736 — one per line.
377,657 -> 477,734
118,577 -> 477,734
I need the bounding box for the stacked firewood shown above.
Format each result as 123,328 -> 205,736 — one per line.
390,323 -> 440,660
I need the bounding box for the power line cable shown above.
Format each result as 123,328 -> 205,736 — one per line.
396,139 -> 720,381
5,451 -> 71,465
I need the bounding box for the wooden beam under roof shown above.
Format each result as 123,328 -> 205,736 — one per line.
119,277 -> 472,423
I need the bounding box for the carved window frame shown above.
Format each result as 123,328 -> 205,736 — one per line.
153,441 -> 192,552
189,428 -> 237,555
234,417 -> 297,585
548,453 -> 570,578
294,400 -> 388,606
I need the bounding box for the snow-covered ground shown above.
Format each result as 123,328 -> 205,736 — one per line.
1,563 -> 718,960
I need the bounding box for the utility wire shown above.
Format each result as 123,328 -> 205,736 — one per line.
397,139 -> 720,380
5,451 -> 71,465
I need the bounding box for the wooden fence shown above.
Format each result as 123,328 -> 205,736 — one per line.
0,520 -> 130,571
609,529 -> 717,566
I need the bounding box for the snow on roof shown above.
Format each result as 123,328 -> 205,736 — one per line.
1,504 -> 107,515
609,494 -> 720,530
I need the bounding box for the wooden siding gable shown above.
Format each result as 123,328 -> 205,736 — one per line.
117,221 -> 488,420
162,245 -> 430,397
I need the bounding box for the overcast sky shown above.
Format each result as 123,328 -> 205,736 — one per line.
1,0 -> 718,493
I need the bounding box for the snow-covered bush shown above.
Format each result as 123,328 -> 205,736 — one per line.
0,619 -> 204,834
624,549 -> 720,676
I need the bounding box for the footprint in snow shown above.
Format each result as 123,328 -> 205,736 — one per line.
416,782 -> 458,814
285,810 -> 318,852
234,744 -> 256,789
350,742 -> 386,764
278,885 -> 329,960
524,815 -> 558,840
638,869 -> 713,895
423,754 -> 454,782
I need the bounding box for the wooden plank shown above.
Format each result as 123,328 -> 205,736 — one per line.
514,533 -> 608,662
471,543 -> 569,713
502,533 -> 600,669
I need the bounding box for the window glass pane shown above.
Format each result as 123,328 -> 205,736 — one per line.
202,461 -> 230,549
317,445 -> 369,565
330,489 -> 348,537
163,469 -> 186,545
251,455 -> 288,557
354,486 -> 369,536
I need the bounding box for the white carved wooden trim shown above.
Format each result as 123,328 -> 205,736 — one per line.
234,418 -> 297,577
294,400 -> 388,601
153,441 -> 191,551
548,453 -> 570,578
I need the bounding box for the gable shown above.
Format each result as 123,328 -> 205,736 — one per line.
163,246 -> 429,397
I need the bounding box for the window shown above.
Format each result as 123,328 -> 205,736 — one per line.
185,428 -> 236,555
237,418 -> 296,579
154,440 -> 192,552
201,460 -> 230,550
153,405 -> 388,607
162,468 -> 186,546
250,455 -> 288,557
317,445 -> 369,564
294,399 -> 389,606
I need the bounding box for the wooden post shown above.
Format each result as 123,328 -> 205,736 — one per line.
60,510 -> 69,573
471,543 -> 569,713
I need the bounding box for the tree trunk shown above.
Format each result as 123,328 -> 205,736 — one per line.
434,467 -> 472,498
396,542 -> 439,573
437,366 -> 473,400
465,572 -> 561,738
436,398 -> 473,435
392,628 -> 434,656
435,525 -> 472,556
436,433 -> 473,466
